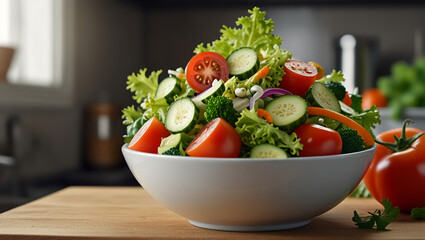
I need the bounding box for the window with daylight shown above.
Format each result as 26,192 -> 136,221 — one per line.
0,0 -> 63,87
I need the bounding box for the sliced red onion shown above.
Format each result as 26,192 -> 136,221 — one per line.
249,85 -> 264,110
260,88 -> 293,99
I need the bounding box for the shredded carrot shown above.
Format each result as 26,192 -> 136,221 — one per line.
307,107 -> 374,147
257,109 -> 273,124
251,66 -> 270,84
177,73 -> 186,79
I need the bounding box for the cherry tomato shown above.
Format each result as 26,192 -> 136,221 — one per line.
294,123 -> 342,157
128,117 -> 170,153
186,118 -> 241,158
185,52 -> 229,93
280,59 -> 318,97
342,92 -> 352,107
361,88 -> 387,110
363,122 -> 425,212
309,61 -> 326,80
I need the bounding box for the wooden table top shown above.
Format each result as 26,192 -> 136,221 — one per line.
0,186 -> 424,239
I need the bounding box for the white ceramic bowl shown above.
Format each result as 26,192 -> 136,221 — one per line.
122,144 -> 376,232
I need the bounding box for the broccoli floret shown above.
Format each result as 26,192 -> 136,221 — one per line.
205,96 -> 238,126
162,147 -> 182,156
338,128 -> 365,154
324,81 -> 346,101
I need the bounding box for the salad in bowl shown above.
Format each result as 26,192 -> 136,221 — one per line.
121,7 -> 379,231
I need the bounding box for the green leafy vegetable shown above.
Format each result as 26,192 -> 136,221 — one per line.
123,117 -> 146,144
162,147 -> 182,156
411,207 -> 425,220
140,95 -> 169,123
350,94 -> 363,113
126,69 -> 162,103
316,70 -> 345,83
121,105 -> 144,125
378,58 -> 425,119
205,96 -> 238,127
324,81 -> 346,101
337,128 -> 365,154
352,198 -> 399,230
349,181 -> 371,198
258,45 -> 292,89
194,7 -> 283,59
235,108 -> 303,156
348,105 -> 381,138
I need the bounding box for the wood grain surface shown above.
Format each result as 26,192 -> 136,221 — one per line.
0,186 -> 424,239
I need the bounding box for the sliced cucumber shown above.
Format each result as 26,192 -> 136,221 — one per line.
165,97 -> 199,134
191,79 -> 225,104
226,47 -> 260,79
157,133 -> 193,155
305,82 -> 341,113
265,95 -> 307,131
250,144 -> 288,159
339,100 -> 357,115
155,77 -> 182,103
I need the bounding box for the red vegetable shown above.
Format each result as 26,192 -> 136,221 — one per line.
294,123 -> 342,157
362,88 -> 387,110
280,59 -> 318,97
185,52 -> 229,93
363,120 -> 425,212
128,117 -> 171,153
186,118 -> 241,158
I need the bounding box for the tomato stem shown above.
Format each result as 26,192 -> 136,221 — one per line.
374,119 -> 425,152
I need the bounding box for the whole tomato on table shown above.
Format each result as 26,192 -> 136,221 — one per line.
363,120 -> 425,212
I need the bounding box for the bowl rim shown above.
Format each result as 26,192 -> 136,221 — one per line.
122,144 -> 376,162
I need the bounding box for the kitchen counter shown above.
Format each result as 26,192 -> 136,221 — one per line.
0,186 -> 424,239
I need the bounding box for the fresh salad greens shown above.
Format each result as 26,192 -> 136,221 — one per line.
352,198 -> 400,230
378,58 -> 425,119
122,7 -> 380,158
410,207 -> 425,220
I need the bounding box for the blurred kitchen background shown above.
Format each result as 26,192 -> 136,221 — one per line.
1,0 -> 425,212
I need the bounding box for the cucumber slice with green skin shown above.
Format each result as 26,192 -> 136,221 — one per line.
165,97 -> 199,134
305,82 -> 341,113
155,77 -> 182,103
191,79 -> 225,104
157,133 -> 193,155
250,144 -> 288,159
265,95 -> 308,131
226,47 -> 260,79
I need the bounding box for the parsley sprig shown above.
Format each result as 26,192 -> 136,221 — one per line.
411,207 -> 425,220
352,199 -> 399,230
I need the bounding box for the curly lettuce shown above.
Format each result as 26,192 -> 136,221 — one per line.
235,109 -> 303,156
194,7 -> 283,59
316,70 -> 345,83
122,105 -> 144,125
140,95 -> 169,123
126,69 -> 162,103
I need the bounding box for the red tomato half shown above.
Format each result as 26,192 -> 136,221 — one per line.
185,52 -> 229,93
280,59 -> 318,97
294,124 -> 342,157
128,117 -> 170,153
186,118 -> 241,158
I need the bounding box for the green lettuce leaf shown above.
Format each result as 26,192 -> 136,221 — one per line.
411,207 -> 425,220
121,105 -> 144,125
194,7 -> 282,59
259,44 -> 292,89
316,70 -> 345,83
348,105 -> 381,138
141,94 -> 169,123
126,69 -> 162,104
235,108 -> 303,156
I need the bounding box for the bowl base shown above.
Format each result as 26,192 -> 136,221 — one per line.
188,219 -> 311,232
